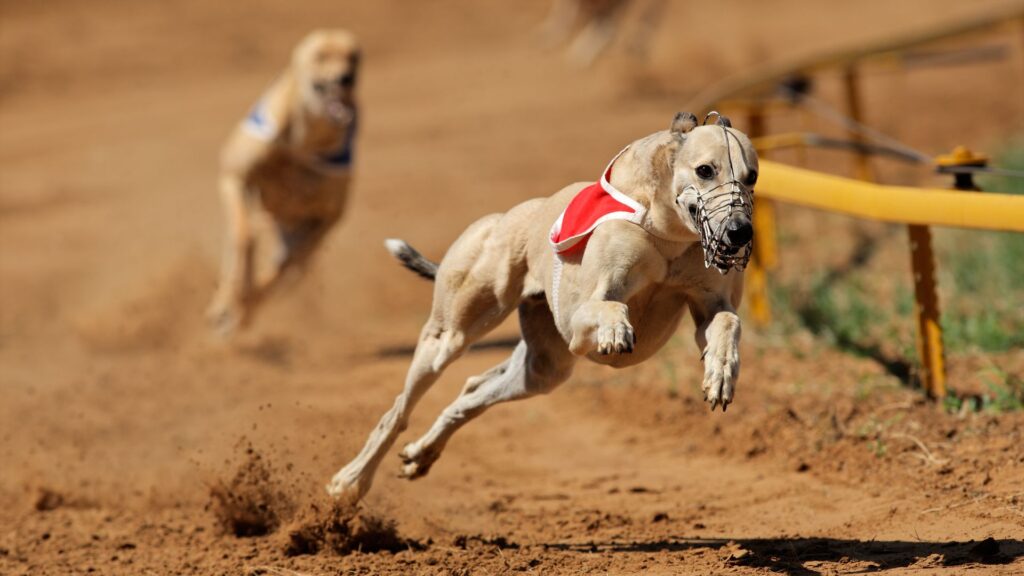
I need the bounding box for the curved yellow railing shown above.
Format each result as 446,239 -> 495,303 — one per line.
748,160 -> 1024,400
706,5 -> 1024,400
758,160 -> 1024,232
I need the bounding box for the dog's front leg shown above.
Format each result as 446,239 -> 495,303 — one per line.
689,297 -> 741,411
566,228 -> 659,356
207,173 -> 254,335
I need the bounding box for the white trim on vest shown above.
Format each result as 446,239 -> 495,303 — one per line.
549,146 -> 647,321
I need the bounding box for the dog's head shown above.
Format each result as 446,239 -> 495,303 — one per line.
292,29 -> 360,122
665,112 -> 758,272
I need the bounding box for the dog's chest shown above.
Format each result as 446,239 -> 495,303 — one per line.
291,116 -> 357,167
250,153 -> 351,219
629,280 -> 689,331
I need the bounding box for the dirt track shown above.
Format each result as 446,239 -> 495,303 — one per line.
2,1 -> 1023,574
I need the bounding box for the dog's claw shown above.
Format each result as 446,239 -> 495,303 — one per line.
205,298 -> 247,339
613,325 -> 634,353
595,320 -> 635,356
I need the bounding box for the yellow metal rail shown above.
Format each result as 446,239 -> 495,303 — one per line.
751,160 -> 1024,398
746,141 -> 1022,401
757,160 -> 1024,232
704,5 -> 1024,399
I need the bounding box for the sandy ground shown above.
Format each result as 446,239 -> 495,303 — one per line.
1,1 -> 1023,574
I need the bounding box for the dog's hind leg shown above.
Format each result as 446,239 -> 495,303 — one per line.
326,325 -> 465,503
565,0 -> 628,66
244,217 -> 335,312
327,215 -> 525,503
538,0 -> 581,48
398,296 -> 575,479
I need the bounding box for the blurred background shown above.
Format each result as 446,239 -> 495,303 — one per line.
1,1 -> 1022,574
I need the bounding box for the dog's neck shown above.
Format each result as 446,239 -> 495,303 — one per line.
293,101 -> 355,147
277,83 -> 357,169
605,131 -> 700,249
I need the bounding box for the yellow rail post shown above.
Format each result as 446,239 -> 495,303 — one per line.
842,65 -> 874,182
905,107 -> 943,398
746,103 -> 775,326
907,225 -> 945,398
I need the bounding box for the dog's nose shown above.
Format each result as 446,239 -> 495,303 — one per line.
725,217 -> 753,246
338,73 -> 355,89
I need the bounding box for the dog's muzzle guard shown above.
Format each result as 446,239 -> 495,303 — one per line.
684,179 -> 753,274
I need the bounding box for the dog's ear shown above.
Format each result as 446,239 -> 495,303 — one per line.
715,115 -> 732,128
670,112 -> 698,136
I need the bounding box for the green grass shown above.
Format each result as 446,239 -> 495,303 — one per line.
939,238 -> 1024,352
944,365 -> 1024,414
797,275 -> 882,351
983,366 -> 1024,412
765,137 -> 1024,401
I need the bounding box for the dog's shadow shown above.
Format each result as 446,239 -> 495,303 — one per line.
375,336 -> 521,358
542,536 -> 1023,575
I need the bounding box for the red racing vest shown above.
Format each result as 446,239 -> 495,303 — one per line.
549,147 -> 647,257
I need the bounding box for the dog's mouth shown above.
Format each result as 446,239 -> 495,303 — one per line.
324,98 -> 354,123
313,81 -> 355,123
703,234 -> 752,274
718,243 -> 741,256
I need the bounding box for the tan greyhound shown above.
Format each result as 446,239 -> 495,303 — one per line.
328,112 -> 758,504
207,30 -> 360,337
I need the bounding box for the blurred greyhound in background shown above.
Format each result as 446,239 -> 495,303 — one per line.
539,0 -> 666,66
207,30 -> 360,337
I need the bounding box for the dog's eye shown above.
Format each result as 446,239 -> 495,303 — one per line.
744,170 -> 758,186
696,164 -> 715,180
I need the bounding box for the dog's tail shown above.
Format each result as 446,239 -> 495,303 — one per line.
384,238 -> 438,281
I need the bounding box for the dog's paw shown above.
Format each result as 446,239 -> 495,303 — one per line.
569,301 -> 635,356
596,319 -> 636,355
701,344 -> 739,412
325,467 -> 367,505
205,299 -> 244,339
398,443 -> 437,480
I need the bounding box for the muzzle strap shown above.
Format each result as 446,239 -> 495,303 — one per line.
693,180 -> 752,272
